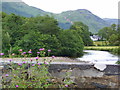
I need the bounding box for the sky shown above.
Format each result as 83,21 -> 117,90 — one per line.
2,0 -> 119,19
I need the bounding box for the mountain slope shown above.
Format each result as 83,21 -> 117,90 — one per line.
54,9 -> 110,33
1,2 -> 111,33
1,2 -> 51,17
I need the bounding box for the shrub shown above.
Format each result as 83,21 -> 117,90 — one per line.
58,30 -> 84,57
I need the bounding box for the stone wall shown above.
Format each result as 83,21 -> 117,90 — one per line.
0,63 -> 120,88
48,64 -> 120,77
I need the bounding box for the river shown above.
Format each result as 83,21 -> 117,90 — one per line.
77,50 -> 119,64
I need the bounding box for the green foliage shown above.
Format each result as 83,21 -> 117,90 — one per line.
2,13 -> 86,57
58,30 -> 84,57
98,24 -> 119,46
93,41 -> 109,46
2,13 -> 25,46
108,34 -> 119,46
22,15 -> 60,35
70,22 -> 93,46
16,32 -> 61,56
116,61 -> 120,64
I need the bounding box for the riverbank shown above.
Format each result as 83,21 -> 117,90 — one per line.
0,57 -> 88,64
84,46 -> 119,55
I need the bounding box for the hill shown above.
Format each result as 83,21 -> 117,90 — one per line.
1,2 -> 111,33
1,2 -> 51,17
103,18 -> 118,25
54,9 -> 110,33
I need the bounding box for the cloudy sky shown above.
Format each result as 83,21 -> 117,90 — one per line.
2,0 -> 119,19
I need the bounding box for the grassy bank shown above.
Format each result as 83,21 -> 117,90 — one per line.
93,41 -> 109,46
84,46 -> 119,55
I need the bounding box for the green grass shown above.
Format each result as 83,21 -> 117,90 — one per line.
116,61 -> 120,64
84,46 -> 118,50
93,41 -> 109,46
84,46 -> 119,55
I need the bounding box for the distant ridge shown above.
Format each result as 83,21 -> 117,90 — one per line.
54,9 -> 110,33
103,18 -> 118,25
1,2 -> 115,33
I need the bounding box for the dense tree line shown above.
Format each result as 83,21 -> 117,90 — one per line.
98,24 -> 119,46
1,12 -> 93,57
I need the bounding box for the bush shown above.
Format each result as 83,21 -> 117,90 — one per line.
58,30 -> 84,57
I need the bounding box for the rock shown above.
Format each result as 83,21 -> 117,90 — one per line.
109,82 -> 116,88
72,68 -> 104,77
91,82 -> 108,88
0,66 -> 3,70
94,64 -> 106,71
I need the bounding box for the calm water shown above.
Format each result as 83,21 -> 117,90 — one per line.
77,50 -> 119,64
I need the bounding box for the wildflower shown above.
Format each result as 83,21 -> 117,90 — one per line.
0,53 -> 4,56
30,59 -> 33,62
32,64 -> 35,66
44,62 -> 48,64
5,74 -> 9,77
23,52 -> 26,54
48,49 -> 51,52
37,52 -> 40,54
22,61 -> 26,64
40,63 -> 43,65
37,63 -> 41,65
19,49 -> 22,52
12,53 -> 15,56
15,85 -> 19,88
21,52 -> 26,55
28,51 -> 32,54
52,55 -> 55,58
9,59 -> 12,62
18,63 -> 22,66
35,57 -> 39,60
65,84 -> 68,87
39,48 -> 45,51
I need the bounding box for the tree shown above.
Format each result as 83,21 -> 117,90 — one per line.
58,30 -> 84,57
16,31 -> 61,56
2,29 -> 12,55
2,13 -> 25,45
98,24 -> 118,46
108,34 -> 119,46
70,22 -> 93,46
22,15 -> 60,35
111,24 -> 117,31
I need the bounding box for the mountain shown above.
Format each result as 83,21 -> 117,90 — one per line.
103,18 -> 118,25
1,2 -> 111,33
1,2 -> 52,17
54,9 -> 110,33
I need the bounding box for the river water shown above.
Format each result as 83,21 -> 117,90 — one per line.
77,50 -> 119,64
